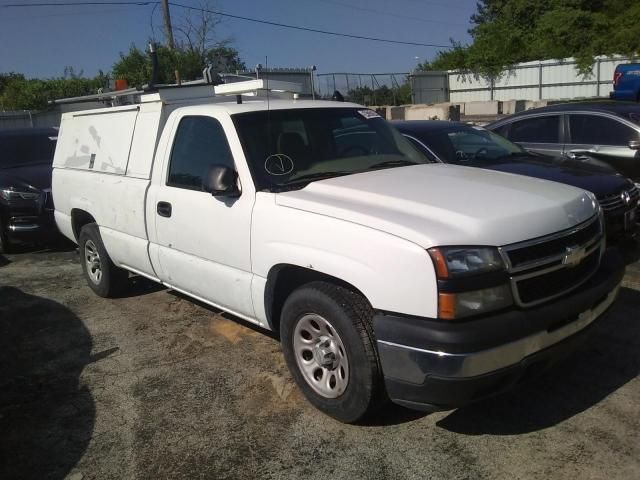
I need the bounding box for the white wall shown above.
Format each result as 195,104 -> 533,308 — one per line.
449,55 -> 631,103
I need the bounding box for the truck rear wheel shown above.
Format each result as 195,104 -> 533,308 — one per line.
280,281 -> 386,423
79,223 -> 128,297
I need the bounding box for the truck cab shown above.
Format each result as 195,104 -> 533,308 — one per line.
52,81 -> 625,423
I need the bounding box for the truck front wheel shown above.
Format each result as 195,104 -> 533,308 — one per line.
79,223 -> 128,297
280,281 -> 386,423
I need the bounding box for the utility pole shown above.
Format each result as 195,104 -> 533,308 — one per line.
160,0 -> 175,49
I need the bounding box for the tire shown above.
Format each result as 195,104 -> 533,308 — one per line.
280,281 -> 386,423
0,220 -> 12,254
78,223 -> 128,297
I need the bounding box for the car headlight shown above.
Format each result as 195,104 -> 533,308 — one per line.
428,246 -> 504,278
0,187 -> 41,202
428,246 -> 512,320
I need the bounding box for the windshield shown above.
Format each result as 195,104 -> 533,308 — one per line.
232,107 -> 431,191
0,132 -> 57,169
415,125 -> 526,164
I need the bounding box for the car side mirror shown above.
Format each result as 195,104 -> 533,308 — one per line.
203,165 -> 240,197
628,140 -> 640,150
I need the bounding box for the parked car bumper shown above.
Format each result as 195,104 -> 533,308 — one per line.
604,205 -> 639,241
373,248 -> 625,412
1,209 -> 57,243
610,90 -> 637,101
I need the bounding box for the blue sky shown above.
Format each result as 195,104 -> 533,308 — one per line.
0,0 -> 477,78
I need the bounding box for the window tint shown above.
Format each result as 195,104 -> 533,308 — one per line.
168,116 -> 234,190
0,133 -> 57,168
569,114 -> 640,145
414,127 -> 523,163
492,124 -> 509,138
404,135 -> 438,161
508,116 -> 560,143
232,108 -> 429,191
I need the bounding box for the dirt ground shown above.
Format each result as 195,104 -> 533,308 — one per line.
1,244 -> 639,480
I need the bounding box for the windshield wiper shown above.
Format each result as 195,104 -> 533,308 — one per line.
368,159 -> 418,169
286,171 -> 351,184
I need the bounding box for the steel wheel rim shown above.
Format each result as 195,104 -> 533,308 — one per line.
293,313 -> 349,398
84,240 -> 102,284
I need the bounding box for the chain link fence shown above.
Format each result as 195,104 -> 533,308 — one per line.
316,73 -> 411,106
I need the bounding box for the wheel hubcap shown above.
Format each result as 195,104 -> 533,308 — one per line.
84,240 -> 102,284
293,314 -> 349,398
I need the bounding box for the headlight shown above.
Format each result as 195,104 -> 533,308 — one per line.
428,246 -> 504,278
0,187 -> 41,202
428,246 -> 512,320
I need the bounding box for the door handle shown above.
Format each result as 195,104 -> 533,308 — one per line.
567,149 -> 594,160
157,201 -> 172,217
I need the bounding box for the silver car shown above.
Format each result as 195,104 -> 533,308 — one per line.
487,102 -> 640,183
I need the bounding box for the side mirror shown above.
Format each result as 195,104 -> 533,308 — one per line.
628,140 -> 640,150
203,165 -> 240,197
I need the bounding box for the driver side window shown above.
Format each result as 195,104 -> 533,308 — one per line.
168,116 -> 235,191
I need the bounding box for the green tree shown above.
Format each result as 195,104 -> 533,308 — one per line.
347,83 -> 412,106
112,0 -> 245,86
0,71 -> 108,111
112,44 -> 245,86
418,0 -> 640,78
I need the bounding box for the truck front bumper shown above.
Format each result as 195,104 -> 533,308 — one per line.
374,248 -> 625,412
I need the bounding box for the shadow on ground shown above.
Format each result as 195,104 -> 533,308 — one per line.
437,286 -> 640,435
3,235 -> 77,256
618,240 -> 640,265
167,289 -> 279,340
0,287 -> 95,480
113,275 -> 166,299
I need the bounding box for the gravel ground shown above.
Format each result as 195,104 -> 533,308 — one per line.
0,245 -> 639,480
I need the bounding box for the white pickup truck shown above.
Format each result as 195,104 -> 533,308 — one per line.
53,81 -> 624,423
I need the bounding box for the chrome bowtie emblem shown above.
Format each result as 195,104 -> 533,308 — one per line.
621,190 -> 631,205
563,245 -> 586,267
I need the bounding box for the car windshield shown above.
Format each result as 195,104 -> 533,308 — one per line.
0,132 -> 57,168
415,125 -> 526,164
232,107 -> 431,191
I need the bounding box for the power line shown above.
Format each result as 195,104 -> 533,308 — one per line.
307,0 -> 469,27
1,1 -> 452,48
0,1 -> 155,5
1,7 -> 133,21
168,1 -> 451,48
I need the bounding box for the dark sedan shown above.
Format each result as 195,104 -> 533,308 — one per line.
0,128 -> 58,253
486,101 -> 640,183
394,120 -> 639,241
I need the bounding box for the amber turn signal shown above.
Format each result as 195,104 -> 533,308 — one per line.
438,292 -> 456,320
428,248 -> 449,279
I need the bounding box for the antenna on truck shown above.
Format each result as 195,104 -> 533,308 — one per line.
265,56 -> 273,159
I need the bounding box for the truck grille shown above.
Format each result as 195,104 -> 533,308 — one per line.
597,185 -> 639,212
500,215 -> 604,307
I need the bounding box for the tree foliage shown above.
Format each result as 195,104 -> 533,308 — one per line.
0,71 -> 108,111
419,0 -> 640,78
347,84 -> 412,106
112,44 -> 245,87
113,1 -> 244,86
